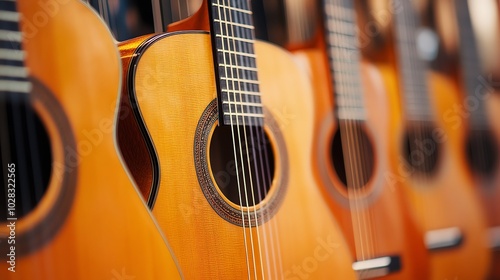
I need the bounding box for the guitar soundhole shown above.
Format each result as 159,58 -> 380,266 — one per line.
0,94 -> 52,221
403,123 -> 440,176
209,125 -> 275,207
330,121 -> 374,190
466,129 -> 498,178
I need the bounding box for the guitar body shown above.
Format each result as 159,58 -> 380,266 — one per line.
379,64 -> 491,279
295,48 -> 429,279
119,32 -> 356,279
0,1 -> 181,279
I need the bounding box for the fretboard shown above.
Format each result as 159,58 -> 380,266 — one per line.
0,0 -> 30,94
323,0 -> 365,121
210,0 -> 263,127
393,0 -> 433,121
455,0 -> 488,127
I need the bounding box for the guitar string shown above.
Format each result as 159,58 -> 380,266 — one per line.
327,0 -> 374,262
216,0 -> 254,278
229,0 -> 276,278
396,0 -> 430,235
239,1 -> 283,279
348,0 -> 375,260
221,0 -> 267,278
228,1 -> 269,278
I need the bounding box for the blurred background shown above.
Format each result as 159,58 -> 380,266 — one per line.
88,0 -> 500,82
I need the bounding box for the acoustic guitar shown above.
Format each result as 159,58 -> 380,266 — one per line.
0,1 -> 182,279
451,0 -> 500,277
291,0 -> 429,278
117,0 -> 356,279
382,0 -> 491,278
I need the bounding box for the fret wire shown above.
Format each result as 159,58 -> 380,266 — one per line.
0,65 -> 27,78
223,104 -> 263,114
219,63 -> 257,71
224,112 -> 264,118
325,2 -> 356,30
223,100 -> 262,106
218,49 -> 256,58
0,79 -> 31,93
221,77 -> 259,84
0,48 -> 24,60
213,19 -> 255,30
213,3 -> 252,14
216,34 -> 254,43
222,90 -> 261,97
0,30 -> 21,42
326,20 -> 357,38
0,11 -> 19,22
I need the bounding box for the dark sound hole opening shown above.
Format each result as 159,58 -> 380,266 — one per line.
0,94 -> 53,221
466,129 -> 498,178
209,125 -> 275,207
403,122 -> 440,176
330,121 -> 374,190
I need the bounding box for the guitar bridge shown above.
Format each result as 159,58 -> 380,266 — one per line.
425,227 -> 463,251
352,256 -> 401,279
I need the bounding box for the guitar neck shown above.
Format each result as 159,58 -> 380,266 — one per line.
393,0 -> 433,121
0,0 -> 31,94
209,0 -> 263,127
455,0 -> 489,126
323,0 -> 366,121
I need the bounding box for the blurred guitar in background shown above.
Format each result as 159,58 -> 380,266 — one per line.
382,0 -> 491,278
449,0 -> 500,277
288,0 -> 429,278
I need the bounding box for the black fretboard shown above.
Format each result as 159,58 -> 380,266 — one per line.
210,0 -> 263,127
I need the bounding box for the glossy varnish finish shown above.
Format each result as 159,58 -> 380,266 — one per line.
0,1 -> 182,279
380,63 -> 491,279
294,46 -> 429,280
383,0 -> 491,277
122,31 -> 356,279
